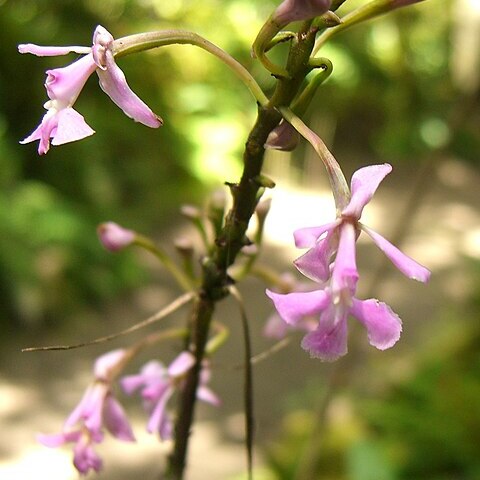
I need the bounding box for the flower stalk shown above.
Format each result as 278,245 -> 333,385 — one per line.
166,22 -> 324,479
113,30 -> 269,106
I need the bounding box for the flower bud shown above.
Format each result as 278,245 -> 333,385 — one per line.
265,121 -> 300,151
240,244 -> 259,257
180,204 -> 202,220
97,222 -> 135,252
255,197 -> 273,222
174,237 -> 195,257
273,0 -> 332,26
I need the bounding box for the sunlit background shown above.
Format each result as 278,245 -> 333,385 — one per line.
1,0 -> 479,478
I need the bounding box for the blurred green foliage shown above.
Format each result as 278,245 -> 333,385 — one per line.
265,310 -> 480,480
1,0 -> 477,329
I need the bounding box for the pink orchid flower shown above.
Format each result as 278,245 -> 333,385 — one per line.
266,164 -> 429,361
121,351 -> 220,440
37,349 -> 134,475
19,25 -> 162,154
267,221 -> 402,360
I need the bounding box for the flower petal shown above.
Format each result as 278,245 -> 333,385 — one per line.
197,386 -> 221,406
342,164 -> 392,219
94,349 -> 126,380
294,237 -> 335,282
361,224 -> 431,282
37,431 -> 81,447
45,54 -> 97,105
300,306 -> 348,361
51,108 -> 95,146
265,120 -> 300,151
350,298 -> 402,350
120,375 -> 147,395
168,351 -> 195,377
121,360 -> 167,395
104,395 -> 135,442
266,288 -> 329,325
96,49 -> 163,128
141,379 -> 171,403
18,44 -> 91,56
330,222 -> 359,296
263,313 -> 291,339
20,110 -> 57,155
20,108 -> 95,155
293,220 -> 340,248
147,387 -> 174,439
73,438 -> 103,474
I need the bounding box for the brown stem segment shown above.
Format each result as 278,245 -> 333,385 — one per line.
165,25 -> 319,480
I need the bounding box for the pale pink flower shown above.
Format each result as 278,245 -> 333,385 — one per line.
121,352 -> 220,440
266,164 -> 429,361
38,349 -> 134,475
267,222 -> 402,360
19,25 -> 162,154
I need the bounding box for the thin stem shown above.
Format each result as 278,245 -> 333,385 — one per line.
312,0 -> 423,55
252,16 -> 291,78
279,106 -> 350,211
229,286 -> 255,480
205,322 -> 230,355
113,30 -> 269,106
107,327 -> 189,382
135,235 -> 196,292
165,24 -> 321,480
22,292 -> 194,352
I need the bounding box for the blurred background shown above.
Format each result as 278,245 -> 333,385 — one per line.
1,0 -> 479,478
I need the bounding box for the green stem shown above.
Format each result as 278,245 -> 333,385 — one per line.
313,0 -> 425,55
205,322 -> 229,355
113,30 -> 269,106
252,16 -> 291,78
135,235 -> 196,292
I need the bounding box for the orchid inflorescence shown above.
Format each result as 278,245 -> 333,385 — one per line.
20,0 -> 429,477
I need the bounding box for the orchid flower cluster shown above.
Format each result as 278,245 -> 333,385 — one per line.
38,349 -> 218,475
19,0 -> 429,477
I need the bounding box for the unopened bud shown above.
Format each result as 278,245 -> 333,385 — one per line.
174,237 -> 194,256
273,0 -> 332,26
207,189 -> 227,237
97,222 -> 135,252
265,121 -> 300,151
241,244 -> 259,257
180,204 -> 202,220
256,198 -> 273,222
